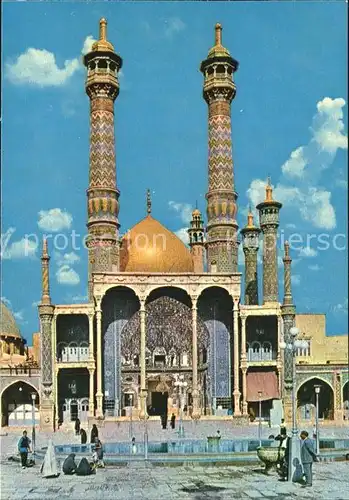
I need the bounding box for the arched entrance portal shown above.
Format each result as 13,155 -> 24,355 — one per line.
297,378 -> 334,421
1,382 -> 39,427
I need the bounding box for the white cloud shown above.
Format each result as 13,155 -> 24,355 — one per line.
314,97 -> 348,153
332,298 -> 348,315
32,300 -> 41,307
164,17 -> 186,38
56,265 -> 80,286
6,48 -> 80,87
1,234 -> 38,259
1,296 -> 12,308
82,35 -> 96,55
169,201 -> 193,224
6,36 -> 95,88
13,310 -> 24,322
175,227 -> 189,245
247,98 -> 347,231
54,251 -> 80,266
308,264 -> 321,271
281,97 -> 347,179
291,275 -> 301,286
298,246 -> 318,258
38,208 -> 73,232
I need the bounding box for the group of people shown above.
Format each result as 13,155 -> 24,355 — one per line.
160,413 -> 176,430
17,423 -> 105,474
273,419 -> 319,488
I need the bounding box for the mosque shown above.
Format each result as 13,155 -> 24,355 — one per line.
0,19 -> 347,430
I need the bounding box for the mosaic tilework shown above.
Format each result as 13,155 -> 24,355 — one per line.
244,248 -> 259,305
89,109 -> 116,188
262,228 -> 279,302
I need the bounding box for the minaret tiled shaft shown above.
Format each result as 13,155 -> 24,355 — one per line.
38,238 -> 55,429
83,19 -> 123,292
256,181 -> 282,303
200,24 -> 239,273
241,212 -> 261,305
281,241 -> 296,388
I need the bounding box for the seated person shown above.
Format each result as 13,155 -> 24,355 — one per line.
62,453 -> 77,475
76,457 -> 94,476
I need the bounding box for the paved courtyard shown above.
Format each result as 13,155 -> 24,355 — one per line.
1,458 -> 349,500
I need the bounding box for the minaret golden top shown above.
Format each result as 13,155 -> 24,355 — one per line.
207,22 -> 231,58
42,237 -> 49,259
284,241 -> 291,259
265,177 -> 273,202
247,209 -> 254,228
146,189 -> 152,215
91,18 -> 115,53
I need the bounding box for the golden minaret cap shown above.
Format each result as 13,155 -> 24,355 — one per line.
208,23 -> 231,58
265,177 -> 273,202
42,237 -> 49,259
146,189 -> 152,215
284,241 -> 290,258
91,18 -> 115,53
246,205 -> 254,227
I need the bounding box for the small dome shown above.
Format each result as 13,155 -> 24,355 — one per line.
0,302 -> 21,338
91,18 -> 115,53
120,215 -> 194,273
192,208 -> 201,217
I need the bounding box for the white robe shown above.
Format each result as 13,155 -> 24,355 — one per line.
40,439 -> 59,478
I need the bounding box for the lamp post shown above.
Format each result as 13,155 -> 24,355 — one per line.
30,392 -> 36,464
175,375 -> 187,438
281,327 -> 308,482
258,391 -> 262,446
314,385 -> 321,455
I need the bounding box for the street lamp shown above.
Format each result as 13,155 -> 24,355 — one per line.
174,375 -> 187,438
314,385 -> 321,455
30,392 -> 37,464
283,326 -> 308,482
258,391 -> 263,446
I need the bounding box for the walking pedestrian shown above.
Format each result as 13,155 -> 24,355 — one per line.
18,430 -> 31,469
80,428 -> 87,444
90,424 -> 98,443
170,413 -> 176,429
280,418 -> 286,436
300,430 -> 318,487
74,418 -> 81,436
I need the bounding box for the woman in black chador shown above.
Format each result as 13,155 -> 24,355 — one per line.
90,424 -> 98,443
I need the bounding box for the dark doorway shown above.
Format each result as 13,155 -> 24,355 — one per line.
70,400 -> 78,421
151,392 -> 168,416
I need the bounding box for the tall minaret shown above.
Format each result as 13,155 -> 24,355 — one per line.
240,209 -> 261,305
84,19 -> 122,295
188,208 -> 205,273
256,179 -> 282,303
38,238 -> 55,430
281,241 -> 296,423
200,24 -> 239,273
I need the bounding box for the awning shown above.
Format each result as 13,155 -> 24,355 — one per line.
246,371 -> 279,402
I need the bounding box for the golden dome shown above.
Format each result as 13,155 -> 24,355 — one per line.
0,301 -> 21,339
207,23 -> 231,59
91,18 -> 115,53
192,208 -> 201,217
120,215 -> 194,273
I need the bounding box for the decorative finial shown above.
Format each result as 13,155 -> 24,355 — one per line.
247,206 -> 254,227
42,237 -> 49,258
284,241 -> 290,257
265,176 -> 273,202
146,189 -> 151,215
215,23 -> 222,46
99,18 -> 107,41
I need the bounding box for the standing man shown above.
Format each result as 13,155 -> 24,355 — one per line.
18,430 -> 31,469
300,430 -> 318,487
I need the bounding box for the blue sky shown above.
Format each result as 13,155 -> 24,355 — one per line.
1,1 -> 347,343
